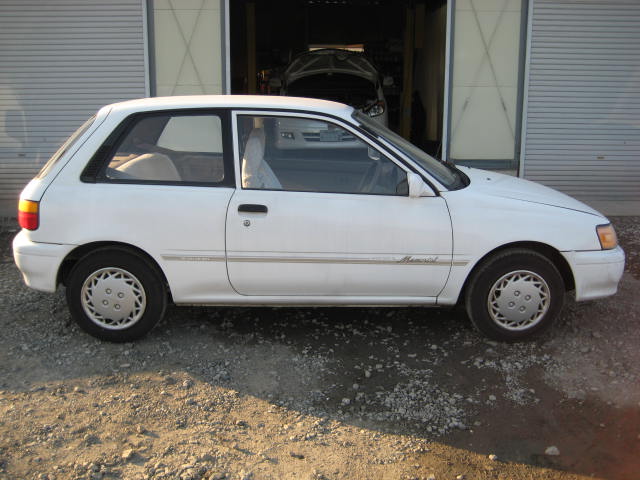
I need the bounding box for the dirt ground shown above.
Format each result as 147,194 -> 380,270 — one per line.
0,217 -> 638,480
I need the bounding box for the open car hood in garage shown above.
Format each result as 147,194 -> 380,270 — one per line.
460,166 -> 603,217
284,49 -> 379,85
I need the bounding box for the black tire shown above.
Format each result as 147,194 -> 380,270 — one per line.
66,248 -> 167,342
464,248 -> 564,341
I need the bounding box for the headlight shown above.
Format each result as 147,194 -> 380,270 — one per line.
596,224 -> 618,250
366,101 -> 385,118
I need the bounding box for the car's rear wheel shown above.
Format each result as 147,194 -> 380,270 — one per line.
465,249 -> 564,341
66,249 -> 167,342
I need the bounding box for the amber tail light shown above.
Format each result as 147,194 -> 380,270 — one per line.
18,199 -> 39,230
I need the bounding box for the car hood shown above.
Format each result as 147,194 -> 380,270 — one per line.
284,49 -> 378,84
459,166 -> 604,217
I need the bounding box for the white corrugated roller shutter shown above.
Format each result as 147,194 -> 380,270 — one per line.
523,0 -> 640,215
0,0 -> 147,219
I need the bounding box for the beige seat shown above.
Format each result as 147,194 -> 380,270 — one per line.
116,152 -> 181,181
241,128 -> 281,189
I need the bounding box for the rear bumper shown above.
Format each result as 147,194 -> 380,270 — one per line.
562,246 -> 625,301
12,231 -> 74,293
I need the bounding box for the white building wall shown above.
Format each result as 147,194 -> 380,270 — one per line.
151,0 -> 224,95
449,0 -> 524,162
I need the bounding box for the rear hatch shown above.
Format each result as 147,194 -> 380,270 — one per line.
284,49 -> 379,85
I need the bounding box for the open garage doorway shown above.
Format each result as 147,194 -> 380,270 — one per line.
229,0 -> 448,158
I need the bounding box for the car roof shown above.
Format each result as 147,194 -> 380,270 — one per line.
104,95 -> 355,120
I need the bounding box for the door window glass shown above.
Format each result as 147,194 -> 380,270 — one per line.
237,115 -> 408,195
105,113 -> 225,183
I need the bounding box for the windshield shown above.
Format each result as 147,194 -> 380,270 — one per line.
37,115 -> 96,178
354,111 -> 465,190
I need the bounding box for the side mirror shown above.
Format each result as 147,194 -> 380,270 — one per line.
407,172 -> 436,198
382,76 -> 394,87
367,146 -> 381,161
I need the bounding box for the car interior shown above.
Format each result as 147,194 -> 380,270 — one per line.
238,116 -> 408,195
107,114 -> 225,183
103,112 -> 407,195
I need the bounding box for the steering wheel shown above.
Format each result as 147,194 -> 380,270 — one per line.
357,161 -> 383,193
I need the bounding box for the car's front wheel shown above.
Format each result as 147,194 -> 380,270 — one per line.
66,248 -> 167,342
465,249 -> 565,341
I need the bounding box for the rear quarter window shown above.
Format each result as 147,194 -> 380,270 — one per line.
37,115 -> 96,179
102,112 -> 228,185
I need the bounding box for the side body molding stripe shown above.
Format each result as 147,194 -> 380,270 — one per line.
162,254 -> 468,267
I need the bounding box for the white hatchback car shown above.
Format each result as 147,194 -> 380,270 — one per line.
13,96 -> 624,343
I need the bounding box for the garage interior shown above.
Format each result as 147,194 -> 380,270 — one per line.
230,0 -> 447,158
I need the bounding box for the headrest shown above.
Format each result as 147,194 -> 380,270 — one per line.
243,128 -> 266,166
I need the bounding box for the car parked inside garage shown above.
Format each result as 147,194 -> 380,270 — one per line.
276,48 -> 391,125
13,96 -> 625,342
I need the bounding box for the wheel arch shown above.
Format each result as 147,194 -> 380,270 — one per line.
457,241 -> 575,305
57,241 -> 173,301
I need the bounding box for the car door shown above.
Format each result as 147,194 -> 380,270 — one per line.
225,111 -> 452,298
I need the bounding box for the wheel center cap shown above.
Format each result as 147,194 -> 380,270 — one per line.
81,267 -> 146,330
495,277 -> 543,321
89,276 -> 137,321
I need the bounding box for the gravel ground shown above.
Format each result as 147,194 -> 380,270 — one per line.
0,217 -> 638,480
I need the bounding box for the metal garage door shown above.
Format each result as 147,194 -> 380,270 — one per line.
522,0 -> 640,215
0,0 -> 147,221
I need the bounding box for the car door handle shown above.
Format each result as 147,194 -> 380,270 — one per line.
238,204 -> 268,213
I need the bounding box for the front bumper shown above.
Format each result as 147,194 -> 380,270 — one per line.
562,246 -> 625,301
12,231 -> 75,293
